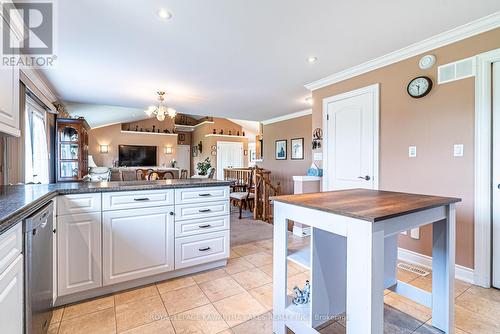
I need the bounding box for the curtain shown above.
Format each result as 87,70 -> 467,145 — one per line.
25,96 -> 49,184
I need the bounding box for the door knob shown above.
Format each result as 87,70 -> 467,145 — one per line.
358,175 -> 371,181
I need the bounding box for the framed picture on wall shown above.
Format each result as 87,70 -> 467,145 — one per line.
291,138 -> 304,160
275,140 -> 287,160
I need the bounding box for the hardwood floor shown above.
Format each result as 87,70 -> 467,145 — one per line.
48,224 -> 499,334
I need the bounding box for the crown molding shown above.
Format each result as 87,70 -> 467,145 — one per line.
261,109 -> 312,125
305,11 -> 500,91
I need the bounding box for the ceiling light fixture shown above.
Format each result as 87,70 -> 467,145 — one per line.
157,8 -> 172,19
144,91 -> 177,121
307,56 -> 318,63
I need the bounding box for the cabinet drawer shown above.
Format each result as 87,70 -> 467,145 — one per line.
175,201 -> 229,221
175,186 -> 229,204
175,215 -> 229,238
175,231 -> 229,269
0,224 -> 22,276
102,189 -> 174,211
58,193 -> 101,215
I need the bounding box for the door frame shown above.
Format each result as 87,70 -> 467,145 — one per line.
474,48 -> 500,288
216,141 -> 244,180
322,83 -> 380,191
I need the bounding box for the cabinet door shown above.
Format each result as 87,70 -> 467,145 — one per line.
57,212 -> 102,296
103,206 -> 174,285
0,255 -> 23,334
0,62 -> 19,136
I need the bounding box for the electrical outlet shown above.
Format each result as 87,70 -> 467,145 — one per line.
410,228 -> 420,239
454,144 -> 464,157
408,146 -> 417,158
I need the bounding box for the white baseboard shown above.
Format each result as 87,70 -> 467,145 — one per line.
292,225 -> 311,237
398,247 -> 474,284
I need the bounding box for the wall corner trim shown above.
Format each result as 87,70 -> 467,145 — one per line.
304,11 -> 500,91
397,247 -> 474,284
261,109 -> 312,125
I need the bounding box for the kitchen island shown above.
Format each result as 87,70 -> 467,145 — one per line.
0,178 -> 232,332
272,189 -> 460,334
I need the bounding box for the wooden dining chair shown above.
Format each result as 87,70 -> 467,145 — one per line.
229,168 -> 254,219
180,169 -> 188,179
208,168 -> 216,179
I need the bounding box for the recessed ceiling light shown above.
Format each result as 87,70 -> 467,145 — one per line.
307,56 -> 318,63
157,8 -> 172,20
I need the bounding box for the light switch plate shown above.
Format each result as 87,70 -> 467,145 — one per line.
410,228 -> 420,239
454,144 -> 464,157
313,152 -> 323,161
408,146 -> 417,158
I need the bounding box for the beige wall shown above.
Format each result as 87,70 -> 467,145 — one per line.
261,115 -> 312,194
89,123 -> 179,167
311,28 -> 500,269
191,118 -> 248,175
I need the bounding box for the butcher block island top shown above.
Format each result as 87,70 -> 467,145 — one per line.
272,188 -> 461,222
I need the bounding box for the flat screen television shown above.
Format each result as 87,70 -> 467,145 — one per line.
118,145 -> 157,167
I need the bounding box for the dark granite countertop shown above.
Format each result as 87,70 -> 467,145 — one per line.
0,179 -> 232,235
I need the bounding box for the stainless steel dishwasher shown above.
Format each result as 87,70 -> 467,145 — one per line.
24,201 -> 54,334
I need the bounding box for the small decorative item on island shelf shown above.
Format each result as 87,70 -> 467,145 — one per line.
213,128 -> 216,134
292,281 -> 311,305
197,157 -> 212,175
228,130 -> 232,135
219,129 -> 224,135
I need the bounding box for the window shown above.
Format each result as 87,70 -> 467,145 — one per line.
25,95 -> 49,184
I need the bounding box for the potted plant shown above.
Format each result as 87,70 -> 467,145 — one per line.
197,157 -> 212,175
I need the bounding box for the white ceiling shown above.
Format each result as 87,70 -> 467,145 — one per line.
42,1 -> 500,123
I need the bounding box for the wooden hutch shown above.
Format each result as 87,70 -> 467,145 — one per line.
55,118 -> 90,182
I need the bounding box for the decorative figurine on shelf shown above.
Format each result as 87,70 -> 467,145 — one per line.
237,130 -> 240,136
213,129 -> 216,134
135,125 -> 139,132
219,129 -> 223,135
152,125 -> 156,132
292,280 -> 311,305
164,129 -> 170,134
228,130 -> 232,135
127,126 -> 130,131
242,131 -> 245,136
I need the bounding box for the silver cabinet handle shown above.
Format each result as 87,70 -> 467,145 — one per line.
198,193 -> 212,197
198,247 -> 211,252
357,176 -> 371,181
199,209 -> 211,213
134,197 -> 150,201
199,224 -> 211,228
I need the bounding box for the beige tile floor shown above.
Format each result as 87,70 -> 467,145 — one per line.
48,234 -> 500,334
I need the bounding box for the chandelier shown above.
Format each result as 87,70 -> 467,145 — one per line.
144,91 -> 177,121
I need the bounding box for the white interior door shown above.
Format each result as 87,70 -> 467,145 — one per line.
324,84 -> 379,191
216,141 -> 243,180
493,62 -> 500,288
176,145 -> 190,172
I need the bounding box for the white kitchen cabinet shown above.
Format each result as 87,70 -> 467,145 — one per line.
0,20 -> 20,137
175,230 -> 229,269
0,255 -> 23,334
102,206 -> 174,285
57,193 -> 101,216
57,212 -> 102,296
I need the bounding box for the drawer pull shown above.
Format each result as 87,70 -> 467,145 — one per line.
198,193 -> 212,197
198,247 -> 211,252
199,209 -> 211,213
134,198 -> 150,201
198,224 -> 211,228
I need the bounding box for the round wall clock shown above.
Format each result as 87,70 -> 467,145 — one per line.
407,76 -> 433,98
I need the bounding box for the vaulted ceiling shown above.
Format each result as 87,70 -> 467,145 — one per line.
42,0 -> 500,123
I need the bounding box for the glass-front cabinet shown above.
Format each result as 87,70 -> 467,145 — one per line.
56,118 -> 90,182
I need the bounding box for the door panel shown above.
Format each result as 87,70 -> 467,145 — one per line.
57,213 -> 102,296
216,141 -> 243,180
326,86 -> 377,190
177,145 -> 190,173
493,62 -> 500,288
102,206 -> 174,285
